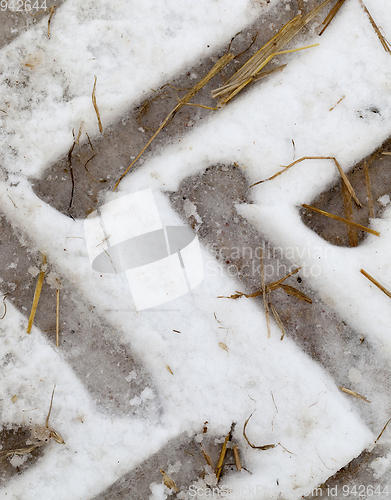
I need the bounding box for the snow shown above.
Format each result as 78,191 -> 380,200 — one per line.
1,0 -> 391,498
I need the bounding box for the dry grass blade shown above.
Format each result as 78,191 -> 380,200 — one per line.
56,288 -> 60,347
261,255 -> 271,338
341,181 -> 358,247
319,0 -> 347,36
0,293 -> 7,320
251,64 -> 287,82
46,385 -> 56,428
160,469 -> 179,493
357,0 -> 391,54
267,267 -> 300,292
0,444 -> 38,461
243,414 -> 276,450
215,428 -> 232,482
279,284 -> 312,303
114,52 -> 234,190
233,445 -> 242,471
200,443 -> 214,468
47,5 -> 56,38
219,268 -> 302,300
269,301 -> 286,340
27,253 -> 47,334
360,269 -> 391,300
137,92 -> 170,131
217,292 -> 240,299
252,156 -> 362,207
363,160 -> 374,218
48,426 -> 65,445
375,418 -> 391,443
332,156 -> 362,207
218,342 -> 229,353
339,386 -> 371,403
212,44 -> 318,104
45,385 -> 65,444
92,76 -> 103,133
329,95 -> 345,111
302,204 -> 380,236
211,0 -> 333,104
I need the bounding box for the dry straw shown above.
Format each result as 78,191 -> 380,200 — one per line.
114,0 -> 334,189
302,204 -> 380,236
27,253 -> 47,334
360,269 -> 391,300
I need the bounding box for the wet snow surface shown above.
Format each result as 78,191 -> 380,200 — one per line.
1,0 -> 391,499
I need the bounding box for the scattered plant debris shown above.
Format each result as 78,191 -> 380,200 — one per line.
114,52 -> 233,190
219,268 -> 312,339
319,0 -> 391,55
0,386 -> 64,463
114,0 -> 335,190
